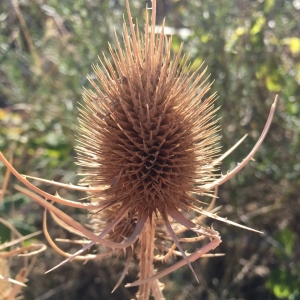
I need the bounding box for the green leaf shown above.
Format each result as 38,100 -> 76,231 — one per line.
250,16 -> 266,35
266,75 -> 281,92
264,0 -> 275,13
275,228 -> 296,258
283,37 -> 300,55
266,268 -> 299,299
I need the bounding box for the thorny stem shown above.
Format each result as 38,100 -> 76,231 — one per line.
151,275 -> 165,300
0,156 -> 12,202
137,216 -> 156,300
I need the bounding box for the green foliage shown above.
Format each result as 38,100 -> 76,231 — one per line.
266,228 -> 300,299
266,268 -> 300,299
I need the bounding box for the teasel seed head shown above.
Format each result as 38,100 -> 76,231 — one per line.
76,0 -> 220,223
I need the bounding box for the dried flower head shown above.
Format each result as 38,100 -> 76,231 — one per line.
77,0 -> 222,269
0,0 -> 277,299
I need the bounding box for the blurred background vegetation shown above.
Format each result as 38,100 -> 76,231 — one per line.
0,0 -> 299,299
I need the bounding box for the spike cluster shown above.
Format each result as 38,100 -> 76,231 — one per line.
77,1 -> 220,222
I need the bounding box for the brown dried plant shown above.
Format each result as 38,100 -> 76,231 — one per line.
0,225 -> 46,300
0,0 -> 277,299
0,160 -> 46,300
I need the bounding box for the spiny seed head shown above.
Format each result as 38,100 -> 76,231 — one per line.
76,1 -> 220,220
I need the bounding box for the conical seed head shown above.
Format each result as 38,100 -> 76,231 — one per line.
77,3 -> 221,218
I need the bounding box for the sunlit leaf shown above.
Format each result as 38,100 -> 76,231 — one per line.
266,75 -> 281,92
266,268 -> 299,299
282,37 -> 300,55
235,27 -> 245,36
250,16 -> 266,35
200,34 -> 211,43
264,0 -> 275,13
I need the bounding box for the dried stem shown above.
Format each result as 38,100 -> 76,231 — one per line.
137,216 -> 156,299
